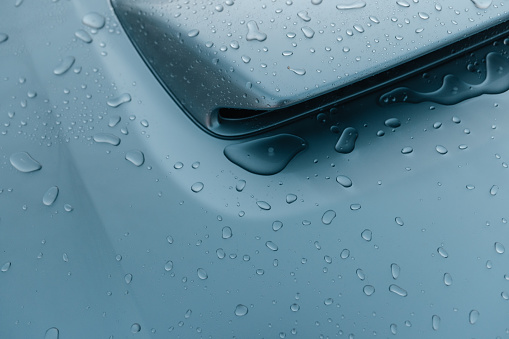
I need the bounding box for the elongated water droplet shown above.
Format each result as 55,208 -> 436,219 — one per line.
469,309 -> 479,324
0,33 -> 8,44
436,145 -> 448,154
340,249 -> 350,259
395,217 -> 404,226
43,186 -> 59,206
191,182 -> 204,193
236,180 -> 246,192
301,26 -> 315,38
361,229 -> 372,241
1,262 -> 11,272
390,324 -> 397,335
53,56 -> 75,75
266,241 -> 278,251
356,268 -> 366,280
224,134 -> 306,175
288,67 -> 306,76
107,93 -> 131,108
363,285 -> 375,296
246,21 -> 267,41
235,304 -> 248,316
495,242 -> 505,254
297,11 -> 311,22
432,315 -> 440,330
438,247 -> 449,258
321,210 -> 336,225
272,220 -> 283,231
396,0 -> 410,7
336,175 -> 352,187
164,260 -> 173,271
222,226 -> 233,239
75,29 -> 92,43
93,133 -> 120,146
418,12 -> 429,19
389,284 -> 408,297
125,150 -> 144,167
335,127 -> 358,154
256,201 -> 271,210
10,152 -> 42,173
336,1 -> 366,10
471,0 -> 492,9
391,263 -> 400,279
45,327 -> 59,339
490,185 -> 499,196
187,29 -> 199,37
82,12 -> 106,29
385,118 -> 401,128
197,268 -> 208,280
401,146 -> 413,154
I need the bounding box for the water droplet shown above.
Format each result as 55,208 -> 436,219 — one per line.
432,315 -> 440,330
443,273 -> 453,286
396,0 -> 410,7
335,127 -> 358,154
236,180 -> 246,192
0,33 -> 8,44
290,303 -> 300,311
321,210 -> 336,225
312,0 -> 323,4
389,284 -> 408,297
42,186 -> 59,206
401,146 -> 413,154
131,323 -> 141,333
197,268 -> 208,280
256,201 -> 271,210
471,0 -> 492,9
224,134 -> 306,175
490,185 -> 499,196
124,273 -> 133,284
241,55 -> 251,63
246,21 -> 267,42
288,67 -> 306,76
395,217 -> 404,226
235,304 -> 248,316
64,204 -> 73,212
45,327 -> 59,339
437,247 -> 449,258
187,29 -> 199,37
122,150 -> 145,167
361,229 -> 372,241
469,309 -> 480,324
93,133 -> 120,146
10,152 -> 42,173
1,262 -> 11,272
336,1 -> 366,10
107,93 -> 131,108
418,12 -> 430,19
301,26 -> 315,38
336,175 -> 352,187
390,324 -> 397,335
363,285 -> 375,296
191,182 -> 204,193
222,226 -> 233,239
435,145 -> 448,154
286,194 -> 297,204
272,220 -> 283,231
502,291 -> 509,300
391,263 -> 400,279
82,12 -> 106,29
266,241 -> 278,251
297,10 -> 311,22
350,203 -> 361,210
164,260 -> 173,271
75,29 -> 92,43
356,268 -> 366,280
108,115 -> 121,127
340,249 -> 350,259
385,118 -> 401,128
53,56 -> 75,75
495,242 -> 505,254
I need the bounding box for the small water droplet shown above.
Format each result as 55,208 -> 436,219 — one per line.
490,185 -> 499,196
385,118 -> 401,128
418,12 -> 430,19
256,201 -> 271,210
222,226 -> 233,239
350,203 -> 361,210
389,284 -> 408,297
290,303 -> 300,311
363,285 -> 375,296
286,194 -> 297,204
396,0 -> 410,7
42,186 -> 59,206
432,315 -> 440,330
236,180 -> 246,192
469,309 -> 479,324
191,182 -> 204,193
272,220 -> 283,231
356,268 -> 366,280
443,273 -> 453,286
340,249 -> 350,259
436,145 -> 448,154
390,324 -> 397,335
1,262 -> 11,272
361,229 -> 372,241
187,29 -> 199,37
495,242 -> 505,254
437,247 -> 449,258
336,175 -> 352,187
107,93 -> 131,108
10,152 -> 42,173
391,263 -> 400,279
266,241 -> 278,251
335,127 -> 358,154
235,304 -> 248,316
64,204 -> 73,212
45,327 -> 59,339
164,260 -> 173,271
53,56 -> 75,75
501,291 -> 509,300
246,21 -> 267,41
336,1 -> 366,10
401,146 -> 413,154
395,217 -> 404,226
124,273 -> 133,284
82,12 -> 106,29
131,323 -> 141,333
288,67 -> 306,76
197,268 -> 208,280
75,29 -> 92,43
321,210 -> 336,225
93,133 -> 120,146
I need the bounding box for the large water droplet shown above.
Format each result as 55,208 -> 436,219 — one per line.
290,303 -> 300,312
340,249 -> 350,259
236,180 -> 246,192
356,268 -> 366,280
235,304 -> 248,316
297,11 -> 311,22
361,229 -> 372,241
272,220 -> 283,231
335,127 -> 358,154
490,185 -> 499,196
443,273 -> 453,286
495,242 -> 505,254
107,93 -> 131,108
336,175 -> 352,187
1,262 -> 11,272
401,146 -> 413,154
256,201 -> 271,210
191,182 -> 204,193
363,285 -> 375,296
164,260 -> 173,271
93,133 -> 120,146
286,194 -> 297,204
385,118 -> 401,128
301,26 -> 315,38
395,217 -> 404,226
197,268 -> 208,280
336,1 -> 366,10
53,56 -> 75,75
10,152 -> 42,173
265,241 -> 278,251
121,149 -> 144,167
224,134 -> 306,175
391,263 -> 400,279
321,210 -> 336,225
45,327 -> 59,339
471,0 -> 492,9
435,145 -> 448,155
82,12 -> 106,29
222,226 -> 233,239
187,29 -> 199,37
131,323 -> 141,333
432,315 -> 440,331
246,21 -> 267,42
389,284 -> 408,297
43,186 -> 59,206
437,247 -> 449,258
75,29 -> 92,43
469,309 -> 480,324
